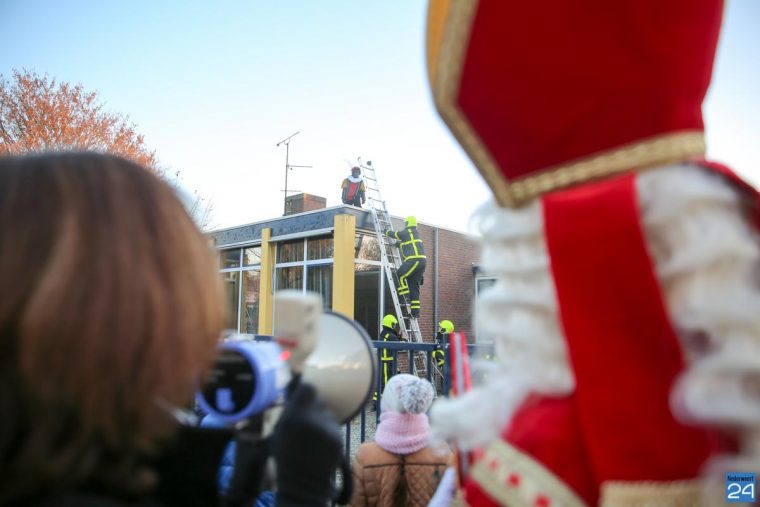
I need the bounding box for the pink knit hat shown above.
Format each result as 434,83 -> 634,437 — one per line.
375,374 -> 435,455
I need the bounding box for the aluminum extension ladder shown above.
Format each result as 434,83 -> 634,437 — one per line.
357,157 -> 437,385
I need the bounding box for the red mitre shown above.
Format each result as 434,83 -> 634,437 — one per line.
427,0 -> 724,207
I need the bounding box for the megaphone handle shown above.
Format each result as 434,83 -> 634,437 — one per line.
333,452 -> 354,505
286,373 -> 302,398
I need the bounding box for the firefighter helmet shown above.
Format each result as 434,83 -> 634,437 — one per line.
438,319 -> 454,333
405,216 -> 417,228
383,314 -> 399,328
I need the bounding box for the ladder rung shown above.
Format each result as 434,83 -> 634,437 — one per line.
366,162 -> 425,363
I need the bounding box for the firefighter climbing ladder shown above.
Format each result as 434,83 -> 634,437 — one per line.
358,158 -> 443,390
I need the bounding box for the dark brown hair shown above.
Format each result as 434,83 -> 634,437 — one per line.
0,152 -> 225,501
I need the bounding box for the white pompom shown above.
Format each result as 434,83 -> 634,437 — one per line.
400,378 -> 434,414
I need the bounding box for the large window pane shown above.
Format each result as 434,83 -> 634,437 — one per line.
277,240 -> 304,263
240,270 -> 260,334
355,234 -> 381,261
307,237 -> 334,260
476,277 -> 497,296
221,248 -> 241,269
222,271 -> 240,330
276,266 -> 304,291
475,277 -> 497,342
243,247 -> 262,267
355,263 -> 381,339
307,265 -> 333,309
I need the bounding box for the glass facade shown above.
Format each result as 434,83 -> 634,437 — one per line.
307,265 -> 333,309
213,210 -> 486,351
355,233 -> 381,261
274,236 -> 334,310
243,247 -> 262,266
276,265 -> 304,291
218,232 -> 433,339
354,263 -> 381,339
222,270 -> 240,330
241,270 -> 260,334
307,237 -> 334,260
277,240 -> 305,263
475,276 -> 497,341
219,236 -> 339,335
353,233 -> 385,338
221,249 -> 241,269
475,277 -> 497,295
219,247 -> 261,333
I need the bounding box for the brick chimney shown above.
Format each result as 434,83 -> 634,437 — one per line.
284,193 -> 327,215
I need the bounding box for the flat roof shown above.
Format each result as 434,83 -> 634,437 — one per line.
210,204 -> 473,248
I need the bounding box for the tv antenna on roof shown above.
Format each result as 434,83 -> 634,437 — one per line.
276,131 -> 312,215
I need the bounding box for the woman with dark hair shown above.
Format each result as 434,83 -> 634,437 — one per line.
0,152 -> 226,505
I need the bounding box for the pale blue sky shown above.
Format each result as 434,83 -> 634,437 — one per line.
2,1 -> 759,232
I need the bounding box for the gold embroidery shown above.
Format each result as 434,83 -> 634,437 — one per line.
428,0 -> 706,208
507,131 -> 705,205
426,0 -> 452,83
470,439 -> 588,507
431,0 -> 515,208
600,479 -> 719,507
449,488 -> 469,507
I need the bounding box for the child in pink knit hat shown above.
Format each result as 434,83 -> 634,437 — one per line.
350,375 -> 452,507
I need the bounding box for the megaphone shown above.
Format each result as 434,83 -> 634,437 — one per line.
196,339 -> 290,424
197,291 -> 376,424
302,310 -> 376,422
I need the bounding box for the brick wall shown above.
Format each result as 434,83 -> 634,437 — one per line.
285,193 -> 327,215
414,224 -> 480,343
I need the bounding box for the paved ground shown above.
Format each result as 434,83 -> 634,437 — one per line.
344,403 -> 378,459
332,404 -> 378,495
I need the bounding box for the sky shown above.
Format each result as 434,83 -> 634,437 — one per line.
1,1 -> 759,233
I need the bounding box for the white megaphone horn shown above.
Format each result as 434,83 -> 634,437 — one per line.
274,290 -> 376,423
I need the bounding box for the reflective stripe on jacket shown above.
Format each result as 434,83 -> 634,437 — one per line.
385,226 -> 426,260
380,325 -> 399,361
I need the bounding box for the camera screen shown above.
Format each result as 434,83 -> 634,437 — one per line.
199,349 -> 256,415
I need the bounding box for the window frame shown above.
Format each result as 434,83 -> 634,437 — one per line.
273,236 -> 335,294
219,243 -> 262,333
474,275 -> 497,341
354,259 -> 386,338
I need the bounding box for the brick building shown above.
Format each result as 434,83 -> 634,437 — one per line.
210,193 -> 486,343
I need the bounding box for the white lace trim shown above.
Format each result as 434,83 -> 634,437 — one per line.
638,165 -> 760,476
432,163 -> 760,466
430,201 -> 572,450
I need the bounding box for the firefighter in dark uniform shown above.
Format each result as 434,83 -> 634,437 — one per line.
433,319 -> 454,370
380,314 -> 401,387
385,216 -> 426,318
374,314 -> 402,401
